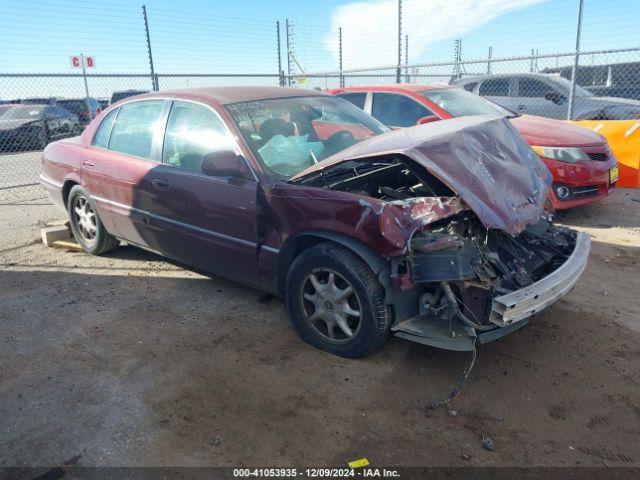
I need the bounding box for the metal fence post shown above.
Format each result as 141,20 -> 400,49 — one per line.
487,46 -> 493,74
396,0 -> 402,83
285,19 -> 292,86
567,0 -> 584,120
339,27 -> 344,88
142,5 -> 158,92
80,53 -> 90,100
276,21 -> 284,86
405,34 -> 409,82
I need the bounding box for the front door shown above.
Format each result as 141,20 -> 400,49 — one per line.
144,100 -> 260,283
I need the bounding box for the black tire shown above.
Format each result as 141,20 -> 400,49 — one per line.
285,242 -> 391,358
67,185 -> 119,255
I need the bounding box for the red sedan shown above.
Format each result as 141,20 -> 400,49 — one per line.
329,85 -> 618,210
41,87 -> 590,357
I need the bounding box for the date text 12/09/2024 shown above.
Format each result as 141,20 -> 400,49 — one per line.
232,468 -> 401,478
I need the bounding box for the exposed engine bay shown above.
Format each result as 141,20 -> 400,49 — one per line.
298,155 -> 579,334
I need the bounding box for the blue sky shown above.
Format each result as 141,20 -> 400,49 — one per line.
0,0 -> 639,97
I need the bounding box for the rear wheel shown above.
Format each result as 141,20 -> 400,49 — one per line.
285,243 -> 391,358
67,185 -> 119,255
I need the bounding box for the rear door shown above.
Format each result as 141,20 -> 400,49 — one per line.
82,99 -> 167,249
144,100 -> 260,283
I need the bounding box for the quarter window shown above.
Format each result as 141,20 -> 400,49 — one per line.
92,109 -> 118,148
162,101 -> 236,174
371,92 -> 434,127
108,100 -> 164,159
518,78 -> 552,98
479,78 -> 510,96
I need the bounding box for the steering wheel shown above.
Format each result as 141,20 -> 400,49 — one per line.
326,129 -> 355,146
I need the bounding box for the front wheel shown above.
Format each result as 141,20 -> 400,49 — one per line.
67,185 -> 119,255
285,243 -> 391,358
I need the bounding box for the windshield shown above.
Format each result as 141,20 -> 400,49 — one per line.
225,95 -> 389,180
1,106 -> 45,120
420,88 -> 514,117
57,101 -> 84,113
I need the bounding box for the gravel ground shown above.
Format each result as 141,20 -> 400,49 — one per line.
0,188 -> 638,468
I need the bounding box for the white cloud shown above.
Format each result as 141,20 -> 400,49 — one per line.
323,0 -> 548,70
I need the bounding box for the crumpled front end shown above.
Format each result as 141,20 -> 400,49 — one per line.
392,214 -> 590,350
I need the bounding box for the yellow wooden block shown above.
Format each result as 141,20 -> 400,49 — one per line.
348,458 -> 370,468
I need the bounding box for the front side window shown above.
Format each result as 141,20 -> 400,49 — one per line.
419,89 -> 513,117
92,108 -> 118,148
479,78 -> 510,96
518,78 -> 552,98
225,95 -> 388,180
162,102 -> 236,174
371,92 -> 434,127
108,100 -> 164,159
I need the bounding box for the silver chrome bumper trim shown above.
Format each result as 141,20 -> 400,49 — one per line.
489,232 -> 591,326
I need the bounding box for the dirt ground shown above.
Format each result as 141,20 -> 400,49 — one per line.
0,188 -> 639,469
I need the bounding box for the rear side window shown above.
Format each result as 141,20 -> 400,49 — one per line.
108,100 -> 164,159
336,92 -> 367,110
372,92 -> 433,127
93,109 -> 118,148
162,101 -> 236,174
479,78 -> 510,96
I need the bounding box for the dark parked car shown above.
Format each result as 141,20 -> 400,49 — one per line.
41,87 -> 589,357
57,98 -> 101,127
452,73 -> 640,120
0,104 -> 79,150
110,89 -> 149,105
21,97 -> 57,106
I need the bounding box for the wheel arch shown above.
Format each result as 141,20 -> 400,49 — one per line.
276,231 -> 389,295
62,179 -> 81,210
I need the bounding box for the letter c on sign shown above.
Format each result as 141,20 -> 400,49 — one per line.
71,56 -> 80,67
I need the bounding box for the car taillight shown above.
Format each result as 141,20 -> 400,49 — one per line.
80,110 -> 90,116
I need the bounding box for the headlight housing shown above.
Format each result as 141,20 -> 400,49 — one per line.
531,146 -> 589,163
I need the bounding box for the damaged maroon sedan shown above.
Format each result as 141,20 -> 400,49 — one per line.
41,87 -> 590,357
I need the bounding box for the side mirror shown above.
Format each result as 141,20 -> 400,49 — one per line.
201,150 -> 249,178
416,115 -> 441,125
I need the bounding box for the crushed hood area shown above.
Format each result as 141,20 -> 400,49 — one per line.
293,116 -> 552,235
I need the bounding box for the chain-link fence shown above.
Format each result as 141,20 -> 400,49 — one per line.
0,73 -> 283,204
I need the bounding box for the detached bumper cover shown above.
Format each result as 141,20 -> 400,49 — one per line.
489,232 -> 591,326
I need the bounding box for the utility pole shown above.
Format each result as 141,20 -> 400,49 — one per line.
396,0 -> 402,83
276,21 -> 284,86
142,4 -> 158,91
487,46 -> 493,74
339,27 -> 344,88
405,34 -> 409,82
567,0 -> 584,120
285,19 -> 292,86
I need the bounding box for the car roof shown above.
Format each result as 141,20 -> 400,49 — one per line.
455,73 -> 560,82
332,84 -> 452,93
131,86 -> 326,106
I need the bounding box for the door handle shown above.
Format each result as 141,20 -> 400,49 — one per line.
152,178 -> 171,190
82,160 -> 94,167
517,104 -> 527,110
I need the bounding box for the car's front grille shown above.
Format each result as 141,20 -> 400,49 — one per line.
572,185 -> 600,197
587,152 -> 609,162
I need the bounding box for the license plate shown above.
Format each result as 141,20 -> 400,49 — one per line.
609,165 -> 619,183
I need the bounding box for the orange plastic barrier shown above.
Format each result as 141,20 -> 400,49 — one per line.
569,120 -> 640,188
